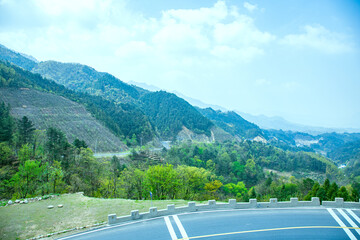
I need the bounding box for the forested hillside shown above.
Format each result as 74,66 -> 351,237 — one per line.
0,62 -> 155,144
32,61 -> 141,104
31,60 -> 219,140
0,44 -> 37,71
140,91 -> 214,139
197,107 -> 264,140
0,88 -> 126,152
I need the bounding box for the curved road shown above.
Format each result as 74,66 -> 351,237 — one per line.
59,208 -> 360,240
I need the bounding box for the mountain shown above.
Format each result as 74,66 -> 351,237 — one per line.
0,88 -> 126,152
0,46 -> 221,142
129,81 -> 228,112
140,91 -> 214,139
0,61 -> 155,145
265,129 -> 360,161
32,61 -> 141,104
128,81 -> 162,92
197,107 -> 264,140
172,91 -> 228,112
237,111 -> 360,135
0,44 -> 38,71
30,59 -> 219,141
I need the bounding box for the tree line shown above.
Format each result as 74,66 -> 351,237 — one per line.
1,101 -> 358,203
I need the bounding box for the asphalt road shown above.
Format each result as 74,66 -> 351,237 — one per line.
58,208 -> 360,240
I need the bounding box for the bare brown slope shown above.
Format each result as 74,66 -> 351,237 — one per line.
0,88 -> 127,152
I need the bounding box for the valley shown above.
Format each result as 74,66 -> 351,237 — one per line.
0,44 -> 360,240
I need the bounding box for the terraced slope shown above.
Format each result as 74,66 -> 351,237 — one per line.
0,88 -> 127,152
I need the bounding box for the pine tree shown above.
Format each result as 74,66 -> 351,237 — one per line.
0,102 -> 14,142
17,116 -> 35,146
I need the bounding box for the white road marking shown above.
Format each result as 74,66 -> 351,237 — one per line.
173,215 -> 189,240
164,216 -> 178,240
346,209 -> 360,225
327,208 -> 357,240
338,209 -> 360,236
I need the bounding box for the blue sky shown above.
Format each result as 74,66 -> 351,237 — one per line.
0,0 -> 359,128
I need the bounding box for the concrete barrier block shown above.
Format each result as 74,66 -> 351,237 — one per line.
149,207 -> 157,217
131,210 -> 140,220
229,199 -> 236,208
249,199 -> 257,208
208,200 -> 216,208
290,198 -> 298,207
270,198 -> 278,207
167,204 -> 175,212
335,198 -> 344,208
311,197 -> 320,206
188,202 -> 196,212
108,214 -> 117,224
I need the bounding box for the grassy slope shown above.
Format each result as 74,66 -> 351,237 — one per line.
0,194 -> 198,240
0,88 -> 127,152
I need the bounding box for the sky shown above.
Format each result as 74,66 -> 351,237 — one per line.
0,0 -> 359,128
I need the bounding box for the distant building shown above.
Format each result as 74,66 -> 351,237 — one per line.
338,164 -> 346,169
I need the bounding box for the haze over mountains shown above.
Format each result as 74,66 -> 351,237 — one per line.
1,43 -> 360,164
130,79 -> 360,135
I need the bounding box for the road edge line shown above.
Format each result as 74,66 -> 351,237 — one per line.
164,216 -> 178,240
173,215 -> 189,240
327,208 -> 357,240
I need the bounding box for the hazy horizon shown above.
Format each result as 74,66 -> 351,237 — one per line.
1,0 -> 359,128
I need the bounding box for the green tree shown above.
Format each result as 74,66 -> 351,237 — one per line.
0,102 -> 14,142
110,156 -> 121,197
17,116 -> 35,146
11,160 -> 43,198
73,138 -> 88,149
49,161 -> 64,193
176,165 -> 210,199
327,182 -> 339,200
223,181 -> 248,200
18,144 -> 32,164
337,186 -> 349,201
248,186 -> 257,199
146,164 -> 179,199
45,127 -> 72,166
0,142 -> 13,166
204,180 -> 223,199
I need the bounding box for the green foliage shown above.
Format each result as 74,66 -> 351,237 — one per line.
0,61 -> 155,143
164,141 -> 337,188
0,142 -> 13,166
146,164 -> 180,200
0,44 -> 37,71
48,161 -> 64,193
17,116 -> 35,147
223,181 -> 248,200
46,127 -> 71,164
18,144 -> 32,164
73,138 -> 88,149
197,107 -> 263,139
0,101 -> 14,142
140,91 -> 213,138
11,160 -> 44,198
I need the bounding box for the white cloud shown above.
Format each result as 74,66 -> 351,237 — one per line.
243,2 -> 257,12
152,23 -> 210,54
115,41 -> 152,58
214,15 -> 275,47
211,45 -> 264,62
281,25 -> 352,54
162,1 -> 228,25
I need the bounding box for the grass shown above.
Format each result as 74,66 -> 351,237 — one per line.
0,193 -> 199,240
